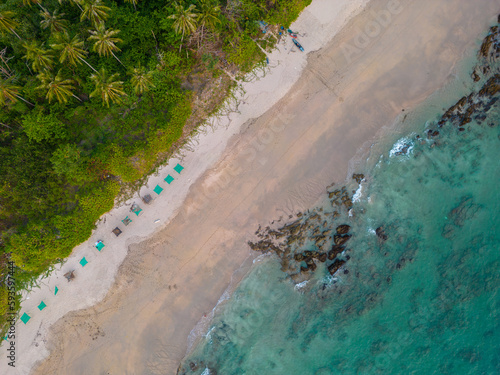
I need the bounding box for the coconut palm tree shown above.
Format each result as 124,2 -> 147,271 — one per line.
130,66 -> 154,95
40,10 -> 68,34
22,0 -> 45,10
124,0 -> 138,10
51,33 -> 97,72
23,41 -> 54,72
0,78 -> 33,106
58,0 -> 83,11
168,2 -> 198,52
197,0 -> 220,44
0,11 -> 21,39
80,0 -> 111,26
37,70 -> 81,104
88,25 -> 124,66
89,68 -> 126,107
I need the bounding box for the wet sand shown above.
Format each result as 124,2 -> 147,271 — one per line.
30,0 -> 500,374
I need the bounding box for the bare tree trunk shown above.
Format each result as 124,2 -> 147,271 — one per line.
15,95 -> 34,106
9,28 -> 21,40
79,57 -> 98,73
111,51 -> 125,67
179,31 -> 184,53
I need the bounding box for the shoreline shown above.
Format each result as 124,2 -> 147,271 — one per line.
3,0 -> 499,373
0,0 -> 371,374
29,0 -> 500,373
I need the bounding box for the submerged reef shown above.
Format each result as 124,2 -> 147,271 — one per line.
247,16 -> 500,284
247,175 -> 361,282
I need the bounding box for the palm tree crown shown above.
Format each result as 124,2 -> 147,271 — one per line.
0,78 -> 21,106
88,25 -> 123,65
40,10 -> 68,34
130,66 -> 155,95
37,70 -> 79,104
23,40 -> 54,72
80,0 -> 111,26
89,68 -> 126,107
168,2 -> 198,51
51,33 -> 97,72
124,0 -> 138,10
198,0 -> 220,31
22,0 -> 44,8
0,11 -> 21,39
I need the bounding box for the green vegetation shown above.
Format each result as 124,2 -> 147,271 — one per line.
0,0 -> 312,336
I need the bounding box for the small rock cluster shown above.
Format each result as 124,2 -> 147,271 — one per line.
248,175 -> 364,281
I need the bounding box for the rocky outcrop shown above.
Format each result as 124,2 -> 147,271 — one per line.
328,259 -> 346,276
247,181 -> 359,278
336,224 -> 351,235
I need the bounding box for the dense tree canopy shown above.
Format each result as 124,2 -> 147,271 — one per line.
0,0 -> 312,336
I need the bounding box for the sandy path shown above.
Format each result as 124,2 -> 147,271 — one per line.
24,0 -> 500,374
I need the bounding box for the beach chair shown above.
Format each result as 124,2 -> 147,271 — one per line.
153,185 -> 163,195
142,194 -> 153,204
122,216 -> 132,226
164,174 -> 174,184
20,313 -> 31,324
64,270 -> 75,282
131,203 -> 142,216
95,240 -> 105,251
112,227 -> 122,236
174,164 -> 184,174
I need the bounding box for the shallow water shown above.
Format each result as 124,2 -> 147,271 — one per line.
179,24 -> 500,375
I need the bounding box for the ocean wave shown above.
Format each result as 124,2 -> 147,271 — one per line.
389,134 -> 416,158
294,280 -> 309,291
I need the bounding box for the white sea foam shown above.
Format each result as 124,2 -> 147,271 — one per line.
253,253 -> 271,264
201,368 -> 211,375
294,280 -> 309,290
352,183 -> 364,203
389,134 -> 416,158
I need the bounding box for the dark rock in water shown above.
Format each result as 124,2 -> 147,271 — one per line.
480,33 -> 494,58
375,226 -> 388,241
344,269 -> 349,274
304,258 -> 317,272
328,259 -> 346,275
472,69 -> 481,82
336,224 -> 351,235
189,362 -> 198,371
479,74 -> 500,98
294,253 -> 305,262
304,250 -> 313,258
448,196 -> 482,227
458,127 -> 465,132
328,189 -> 341,200
318,252 -> 327,262
334,234 -> 351,245
427,129 -> 439,138
352,173 -> 365,183
300,266 -> 309,273
328,245 -> 344,260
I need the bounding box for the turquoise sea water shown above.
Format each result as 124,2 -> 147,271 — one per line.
179,28 -> 500,375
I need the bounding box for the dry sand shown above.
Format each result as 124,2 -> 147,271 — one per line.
3,0 -> 499,374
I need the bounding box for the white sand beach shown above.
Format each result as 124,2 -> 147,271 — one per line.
2,0 -> 500,374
